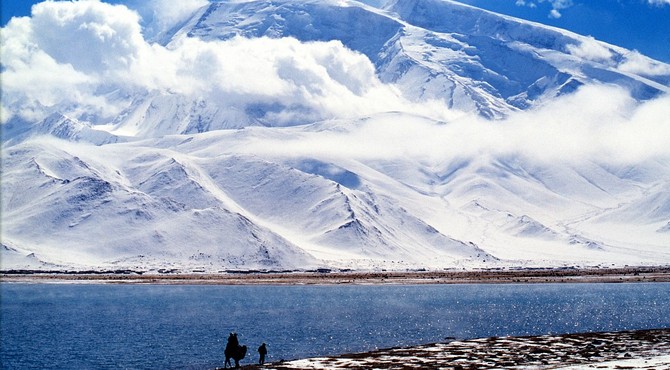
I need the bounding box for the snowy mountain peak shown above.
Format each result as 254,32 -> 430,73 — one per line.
107,0 -> 670,133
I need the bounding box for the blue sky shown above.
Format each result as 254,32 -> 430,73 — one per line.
2,0 -> 670,63
455,0 -> 670,63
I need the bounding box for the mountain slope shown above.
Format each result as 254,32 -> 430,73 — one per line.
3,111 -> 669,270
1,140 -> 319,270
2,0 -> 669,271
1,129 -> 499,270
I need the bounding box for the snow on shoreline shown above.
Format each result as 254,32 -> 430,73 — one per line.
555,355 -> 670,369
257,329 -> 670,369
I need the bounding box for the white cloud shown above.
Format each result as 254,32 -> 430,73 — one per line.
604,92 -> 670,162
618,50 -> 670,76
522,0 -> 669,18
546,0 -> 573,18
547,0 -> 574,10
0,0 -> 457,126
516,0 -> 573,18
516,0 -> 538,8
566,36 -> 613,63
1,14 -> 105,122
30,0 -> 145,73
237,84 -> 670,166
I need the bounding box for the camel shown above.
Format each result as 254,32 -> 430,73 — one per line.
224,332 -> 247,368
224,344 -> 247,368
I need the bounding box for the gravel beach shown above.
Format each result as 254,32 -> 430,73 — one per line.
240,328 -> 670,369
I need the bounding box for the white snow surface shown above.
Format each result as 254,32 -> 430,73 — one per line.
554,355 -> 670,369
1,0 -> 669,271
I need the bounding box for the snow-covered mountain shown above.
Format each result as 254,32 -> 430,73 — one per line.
2,0 -> 669,271
114,0 -> 670,130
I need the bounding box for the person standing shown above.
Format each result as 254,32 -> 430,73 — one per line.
258,342 -> 267,365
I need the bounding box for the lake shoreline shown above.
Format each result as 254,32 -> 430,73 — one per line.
2,266 -> 670,285
246,328 -> 670,369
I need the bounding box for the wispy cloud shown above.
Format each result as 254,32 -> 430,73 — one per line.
237,85 -> 670,166
618,50 -> 670,76
566,36 -> 613,63
515,0 -> 574,19
517,0 -> 669,19
128,0 -> 209,39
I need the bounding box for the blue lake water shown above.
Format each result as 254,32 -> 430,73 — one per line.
1,282 -> 669,369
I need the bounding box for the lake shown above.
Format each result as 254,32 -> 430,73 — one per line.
1,282 -> 669,369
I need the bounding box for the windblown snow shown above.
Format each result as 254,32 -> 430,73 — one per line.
1,0 -> 669,271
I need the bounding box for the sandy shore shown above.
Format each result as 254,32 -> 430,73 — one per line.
240,328 -> 670,369
2,266 -> 670,285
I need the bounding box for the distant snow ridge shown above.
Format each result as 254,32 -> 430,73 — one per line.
2,0 -> 670,271
383,0 -> 668,108
2,113 -> 125,147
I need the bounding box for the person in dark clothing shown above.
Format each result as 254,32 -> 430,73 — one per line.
258,342 -> 267,365
227,333 -> 239,349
